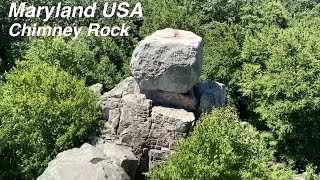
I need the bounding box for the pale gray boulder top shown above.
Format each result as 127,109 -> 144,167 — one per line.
89,83 -> 104,95
151,106 -> 195,123
150,28 -> 202,45
131,28 -> 203,94
37,143 -> 136,180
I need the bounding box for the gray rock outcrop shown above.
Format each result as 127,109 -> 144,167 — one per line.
131,28 -> 203,93
118,94 -> 152,155
39,28 -> 227,180
94,29 -> 226,177
37,143 -> 136,180
95,76 -> 199,175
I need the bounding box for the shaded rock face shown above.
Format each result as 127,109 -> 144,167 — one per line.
93,76 -> 200,177
149,149 -> 172,170
37,143 -> 137,180
95,75 -> 227,177
131,28 -> 203,94
118,94 -> 152,156
195,81 -> 227,113
96,142 -> 139,179
141,89 -> 197,111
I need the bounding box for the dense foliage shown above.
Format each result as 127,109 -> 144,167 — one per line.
0,63 -> 102,179
22,31 -> 128,90
241,17 -> 320,167
151,107 -> 295,180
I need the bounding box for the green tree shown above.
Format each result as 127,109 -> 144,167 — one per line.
187,0 -> 244,24
22,31 -> 126,90
240,0 -> 290,32
283,0 -> 320,16
0,63 -> 102,179
0,0 -> 141,74
241,17 -> 320,167
151,107 -> 295,180
140,0 -> 202,37
201,23 -> 246,114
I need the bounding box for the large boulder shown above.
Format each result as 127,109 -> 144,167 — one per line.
37,143 -> 131,180
131,28 -> 203,93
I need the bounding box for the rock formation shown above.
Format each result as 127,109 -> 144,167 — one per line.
38,28 -> 226,180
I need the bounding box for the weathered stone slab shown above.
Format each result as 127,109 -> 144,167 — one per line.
149,106 -> 195,149
104,77 -> 140,98
89,83 -> 103,95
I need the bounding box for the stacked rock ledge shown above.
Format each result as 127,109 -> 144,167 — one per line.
38,28 -> 227,180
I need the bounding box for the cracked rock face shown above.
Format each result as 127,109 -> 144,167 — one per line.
96,142 -> 139,179
131,28 -> 203,94
96,75 -> 226,175
149,106 -> 195,149
118,94 -> 153,156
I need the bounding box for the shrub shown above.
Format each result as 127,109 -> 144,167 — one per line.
241,17 -> 320,167
0,63 -> 102,179
151,107 -> 295,180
